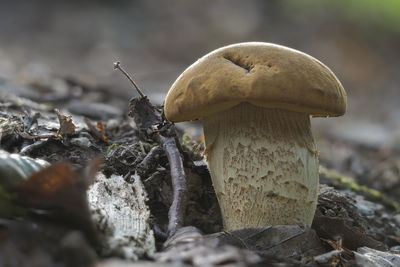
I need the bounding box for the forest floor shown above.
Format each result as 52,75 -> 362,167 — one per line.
1,68 -> 400,267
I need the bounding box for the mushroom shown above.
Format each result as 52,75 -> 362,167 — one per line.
164,42 -> 347,230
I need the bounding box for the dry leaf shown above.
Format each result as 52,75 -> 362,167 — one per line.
14,160 -> 101,246
312,210 -> 385,251
84,117 -> 107,142
55,108 -> 76,136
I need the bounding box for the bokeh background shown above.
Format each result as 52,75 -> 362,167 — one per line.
1,0 -> 399,146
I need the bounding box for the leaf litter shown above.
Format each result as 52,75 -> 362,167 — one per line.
0,65 -> 399,266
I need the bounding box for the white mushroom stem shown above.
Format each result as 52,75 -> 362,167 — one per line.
203,103 -> 319,230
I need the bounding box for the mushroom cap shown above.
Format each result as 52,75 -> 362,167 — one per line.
164,42 -> 347,122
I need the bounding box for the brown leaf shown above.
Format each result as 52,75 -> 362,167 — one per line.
96,121 -> 105,133
97,121 -> 107,140
16,162 -> 77,201
159,225 -> 325,265
84,117 -> 107,142
207,225 -> 326,259
55,108 -> 76,136
312,210 -> 385,251
13,160 -> 101,247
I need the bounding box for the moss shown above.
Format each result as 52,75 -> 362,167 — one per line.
105,143 -> 119,157
180,134 -> 204,161
319,165 -> 399,211
0,186 -> 26,218
181,133 -> 193,149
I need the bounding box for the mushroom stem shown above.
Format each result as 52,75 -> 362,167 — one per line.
203,103 -> 319,230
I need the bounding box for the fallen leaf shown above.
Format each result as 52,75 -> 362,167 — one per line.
96,121 -> 105,133
312,210 -> 385,251
55,108 -> 76,136
84,117 -> 107,142
158,225 -> 325,265
207,225 -> 325,259
14,159 -> 101,246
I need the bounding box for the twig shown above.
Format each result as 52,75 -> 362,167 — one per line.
19,132 -> 56,140
19,139 -> 50,156
113,61 -> 146,98
153,222 -> 168,241
115,62 -> 188,237
158,134 -> 187,235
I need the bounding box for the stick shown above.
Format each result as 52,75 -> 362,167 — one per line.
115,63 -> 187,237
158,134 -> 187,235
113,61 -> 146,98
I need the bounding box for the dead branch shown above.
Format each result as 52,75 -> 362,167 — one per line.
115,63 -> 188,237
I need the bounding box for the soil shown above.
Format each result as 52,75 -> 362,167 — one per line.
1,71 -> 399,266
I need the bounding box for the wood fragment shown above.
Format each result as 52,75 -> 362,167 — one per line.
87,173 -> 155,259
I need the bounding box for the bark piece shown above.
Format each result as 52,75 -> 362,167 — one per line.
87,173 -> 155,260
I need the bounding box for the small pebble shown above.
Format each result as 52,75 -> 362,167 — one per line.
67,101 -> 122,120
71,137 -> 92,148
391,246 -> 400,251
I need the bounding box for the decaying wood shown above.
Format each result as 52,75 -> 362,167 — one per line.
87,173 -> 155,259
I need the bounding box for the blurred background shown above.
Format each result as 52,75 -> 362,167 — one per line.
1,0 -> 399,146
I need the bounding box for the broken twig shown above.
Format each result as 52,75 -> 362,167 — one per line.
115,62 -> 188,237
113,61 -> 146,98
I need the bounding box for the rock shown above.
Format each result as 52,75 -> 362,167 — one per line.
71,136 -> 92,148
390,246 -> 400,251
67,101 -> 122,120
97,259 -> 188,267
314,250 -> 341,264
354,247 -> 400,267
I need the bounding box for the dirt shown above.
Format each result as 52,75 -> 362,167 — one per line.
0,71 -> 399,266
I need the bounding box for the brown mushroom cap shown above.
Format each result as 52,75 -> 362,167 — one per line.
164,42 -> 347,122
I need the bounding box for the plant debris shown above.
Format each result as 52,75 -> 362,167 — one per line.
55,108 -> 76,137
1,63 -> 400,266
87,172 -> 155,259
116,61 -> 188,237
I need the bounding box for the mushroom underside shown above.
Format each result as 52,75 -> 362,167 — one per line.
203,103 -> 319,230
